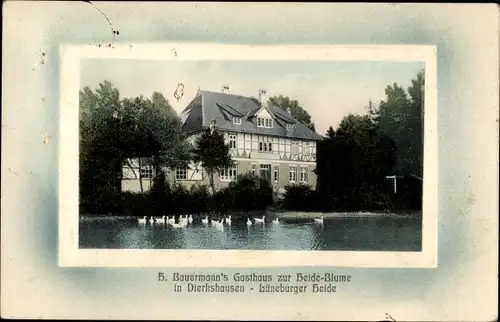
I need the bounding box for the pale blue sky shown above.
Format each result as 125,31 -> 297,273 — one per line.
81,59 -> 424,135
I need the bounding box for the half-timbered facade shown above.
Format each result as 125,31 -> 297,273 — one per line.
122,88 -> 323,195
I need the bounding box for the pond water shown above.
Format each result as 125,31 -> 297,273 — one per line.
79,212 -> 422,251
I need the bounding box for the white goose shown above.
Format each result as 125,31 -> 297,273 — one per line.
138,216 -> 147,224
201,216 -> 209,224
213,219 -> 224,229
314,216 -> 324,224
272,217 -> 280,224
155,215 -> 166,224
246,218 -> 252,226
171,222 -> 182,229
149,216 -> 155,225
254,216 -> 265,224
188,215 -> 193,224
226,215 -> 232,225
167,216 -> 174,225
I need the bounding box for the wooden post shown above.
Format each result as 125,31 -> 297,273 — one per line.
385,175 -> 402,194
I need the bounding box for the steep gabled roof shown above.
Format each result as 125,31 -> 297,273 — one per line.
181,90 -> 323,141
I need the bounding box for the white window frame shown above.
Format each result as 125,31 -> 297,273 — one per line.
258,136 -> 273,152
228,134 -> 237,149
304,142 -> 310,155
232,116 -> 242,125
140,167 -> 154,179
300,166 -> 308,183
273,165 -> 280,183
257,117 -> 273,128
289,166 -> 297,183
220,164 -> 238,182
291,141 -> 299,155
175,168 -> 187,180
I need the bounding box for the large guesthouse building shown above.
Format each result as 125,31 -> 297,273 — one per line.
122,88 -> 323,195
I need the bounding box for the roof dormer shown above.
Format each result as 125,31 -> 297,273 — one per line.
255,105 -> 274,128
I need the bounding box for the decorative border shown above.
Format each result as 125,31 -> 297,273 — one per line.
59,43 -> 438,267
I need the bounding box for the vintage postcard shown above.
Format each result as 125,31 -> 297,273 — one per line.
59,43 -> 437,268
3,3 -> 497,321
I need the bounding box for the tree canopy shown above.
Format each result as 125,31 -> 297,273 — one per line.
79,81 -> 190,212
370,71 -> 424,178
316,114 -> 397,210
191,127 -> 233,194
315,70 -> 424,211
269,95 -> 316,131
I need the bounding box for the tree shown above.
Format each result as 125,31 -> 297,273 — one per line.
316,113 -> 396,210
121,93 -> 191,172
269,95 -> 316,131
79,81 -> 123,209
79,80 -> 191,213
374,71 -> 424,178
191,126 -> 233,194
326,126 -> 335,139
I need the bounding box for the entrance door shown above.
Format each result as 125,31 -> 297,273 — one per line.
260,164 -> 272,182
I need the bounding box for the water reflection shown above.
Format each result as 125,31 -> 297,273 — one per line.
79,213 -> 422,251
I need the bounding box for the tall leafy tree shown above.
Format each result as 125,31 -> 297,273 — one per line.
79,81 -> 123,205
373,71 -> 424,178
122,93 -> 191,172
191,127 -> 233,194
79,81 -> 191,211
316,114 -> 396,210
269,95 -> 316,131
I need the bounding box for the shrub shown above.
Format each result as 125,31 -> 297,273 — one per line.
122,191 -> 149,216
227,173 -> 274,211
189,184 -> 210,214
283,183 -> 316,211
148,170 -> 171,216
170,182 -> 191,215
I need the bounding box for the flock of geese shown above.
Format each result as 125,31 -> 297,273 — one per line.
138,215 -> 325,228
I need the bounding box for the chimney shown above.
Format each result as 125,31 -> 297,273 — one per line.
258,88 -> 268,108
221,84 -> 230,93
286,107 -> 291,114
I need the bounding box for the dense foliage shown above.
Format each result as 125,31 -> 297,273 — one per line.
314,71 -> 424,211
316,114 -> 397,210
191,127 -> 233,194
282,184 -> 317,211
121,172 -> 273,217
79,81 -> 190,214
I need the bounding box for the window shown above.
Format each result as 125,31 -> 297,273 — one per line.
289,166 -> 297,182
273,165 -> 279,182
228,134 -> 237,149
140,167 -> 153,179
175,168 -> 187,180
232,116 -> 242,125
291,141 -> 299,154
260,164 -> 272,181
257,117 -> 273,128
304,142 -> 310,155
286,123 -> 294,132
259,136 -> 273,152
220,164 -> 238,182
300,167 -> 308,183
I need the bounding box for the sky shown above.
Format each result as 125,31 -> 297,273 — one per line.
81,59 -> 424,135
